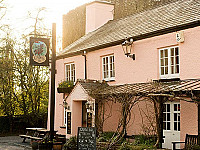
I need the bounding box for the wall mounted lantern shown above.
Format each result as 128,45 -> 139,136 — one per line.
63,98 -> 70,110
85,101 -> 94,112
121,38 -> 135,60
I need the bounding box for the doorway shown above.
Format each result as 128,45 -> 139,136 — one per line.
162,102 -> 180,149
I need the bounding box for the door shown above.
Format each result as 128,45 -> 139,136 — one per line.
162,102 -> 180,150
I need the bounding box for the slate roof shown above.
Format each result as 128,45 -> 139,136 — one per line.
58,0 -> 200,59
76,79 -> 108,94
76,79 -> 200,97
98,79 -> 200,96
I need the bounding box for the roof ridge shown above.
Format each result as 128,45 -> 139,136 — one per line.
115,0 -> 193,22
58,0 -> 200,59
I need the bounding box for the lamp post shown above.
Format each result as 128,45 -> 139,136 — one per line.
121,38 -> 135,60
50,23 -> 56,143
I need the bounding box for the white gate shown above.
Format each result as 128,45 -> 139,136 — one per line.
162,102 -> 180,150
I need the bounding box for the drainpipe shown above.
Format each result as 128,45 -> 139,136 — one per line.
82,51 -> 87,79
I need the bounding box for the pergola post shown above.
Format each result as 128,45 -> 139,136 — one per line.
158,96 -> 164,149
198,103 -> 200,145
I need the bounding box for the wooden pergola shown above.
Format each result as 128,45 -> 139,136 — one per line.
91,79 -> 200,148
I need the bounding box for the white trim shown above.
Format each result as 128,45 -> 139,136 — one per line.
102,55 -> 115,81
159,46 -> 180,79
65,63 -> 76,83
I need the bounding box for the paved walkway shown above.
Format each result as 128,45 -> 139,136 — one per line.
0,136 -> 32,150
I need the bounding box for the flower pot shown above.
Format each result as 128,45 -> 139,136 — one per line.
57,87 -> 73,93
53,142 -> 63,150
38,143 -> 52,150
31,141 -> 39,150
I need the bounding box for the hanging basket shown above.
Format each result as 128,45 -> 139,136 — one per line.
57,87 -> 73,93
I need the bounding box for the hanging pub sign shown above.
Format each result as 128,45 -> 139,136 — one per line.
30,37 -> 50,66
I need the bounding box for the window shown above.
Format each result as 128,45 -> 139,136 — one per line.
163,103 -> 180,131
159,46 -> 179,79
174,104 -> 180,131
163,104 -> 171,130
102,55 -> 115,81
65,63 -> 75,82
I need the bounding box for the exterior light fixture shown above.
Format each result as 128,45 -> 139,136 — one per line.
85,101 -> 94,112
63,98 -> 70,110
121,38 -> 135,60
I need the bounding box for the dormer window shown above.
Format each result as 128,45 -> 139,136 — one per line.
159,46 -> 179,79
102,55 -> 115,81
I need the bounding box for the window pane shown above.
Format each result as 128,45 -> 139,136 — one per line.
174,104 -> 177,111
160,50 -> 164,58
165,58 -> 168,66
174,122 -> 177,131
103,57 -> 105,63
167,122 -> 170,130
175,47 -> 179,55
165,67 -> 168,74
171,48 -> 174,56
167,104 -> 170,112
167,113 -> 170,121
106,57 -> 108,64
178,104 -> 180,111
161,59 -> 164,66
104,72 -> 106,78
171,66 -> 174,74
178,122 -> 180,131
178,114 -> 180,121
164,49 -> 168,57
174,113 -> 177,121
66,65 -> 70,81
176,65 -> 179,73
113,64 -> 115,77
171,57 -> 174,65
176,56 -> 179,64
161,67 -> 164,75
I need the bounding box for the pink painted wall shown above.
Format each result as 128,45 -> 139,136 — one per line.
49,26 -> 200,140
103,100 -> 156,136
180,101 -> 198,141
86,2 -> 114,34
72,101 -> 82,136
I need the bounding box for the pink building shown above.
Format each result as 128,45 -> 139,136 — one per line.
48,0 -> 200,149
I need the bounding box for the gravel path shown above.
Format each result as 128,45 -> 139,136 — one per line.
0,136 -> 32,150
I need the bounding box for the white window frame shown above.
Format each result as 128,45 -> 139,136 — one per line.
102,55 -> 115,81
159,46 -> 180,79
163,102 -> 180,132
65,63 -> 75,83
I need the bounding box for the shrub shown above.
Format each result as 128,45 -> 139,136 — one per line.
63,136 -> 77,150
97,132 -> 116,142
58,80 -> 74,88
133,135 -> 156,146
118,141 -> 133,150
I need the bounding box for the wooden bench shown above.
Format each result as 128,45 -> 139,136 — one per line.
19,129 -> 44,143
172,134 -> 198,150
19,134 -> 32,143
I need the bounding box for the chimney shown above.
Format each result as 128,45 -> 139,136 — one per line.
85,0 -> 114,34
